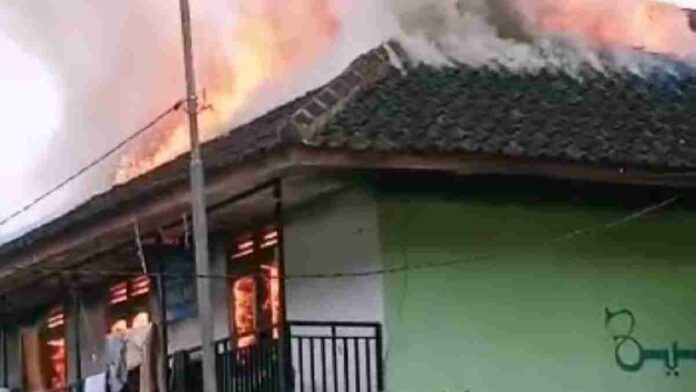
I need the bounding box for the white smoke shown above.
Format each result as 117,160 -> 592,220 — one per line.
388,0 -> 571,68
387,0 -> 689,72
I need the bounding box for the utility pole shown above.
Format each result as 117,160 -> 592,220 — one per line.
177,1 -> 218,392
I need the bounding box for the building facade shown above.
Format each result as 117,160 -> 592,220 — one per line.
1,41 -> 696,392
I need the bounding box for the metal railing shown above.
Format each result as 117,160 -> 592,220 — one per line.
169,321 -> 384,392
288,321 -> 383,392
12,322 -> 384,392
216,338 -> 281,392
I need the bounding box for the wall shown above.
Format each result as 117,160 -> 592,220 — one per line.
284,187 -> 385,392
379,184 -> 696,392
284,187 -> 384,325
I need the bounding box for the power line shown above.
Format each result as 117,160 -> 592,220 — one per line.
550,195 -> 681,243
0,99 -> 184,228
0,193 -> 680,282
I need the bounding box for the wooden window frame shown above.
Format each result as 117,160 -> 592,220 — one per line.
39,306 -> 67,391
106,275 -> 152,334
227,225 -> 282,348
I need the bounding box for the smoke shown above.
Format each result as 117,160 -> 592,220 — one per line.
386,0 -> 595,70
0,2 -> 149,239
389,0 -> 696,71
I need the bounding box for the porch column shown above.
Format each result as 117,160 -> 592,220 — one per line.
274,179 -> 290,392
155,261 -> 170,391
69,283 -> 83,383
1,297 -> 7,388
1,326 -> 6,388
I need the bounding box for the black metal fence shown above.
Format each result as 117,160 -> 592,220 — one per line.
216,338 -> 281,392
13,323 -> 383,392
167,321 -> 384,392
288,321 -> 383,392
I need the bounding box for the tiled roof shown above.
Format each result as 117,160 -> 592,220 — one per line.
3,41 -> 696,255
313,62 -> 696,169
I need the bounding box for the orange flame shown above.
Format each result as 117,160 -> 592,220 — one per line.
515,0 -> 696,58
115,0 -> 338,183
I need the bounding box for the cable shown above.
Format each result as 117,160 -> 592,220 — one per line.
0,193 -> 680,282
550,194 -> 681,243
0,99 -> 184,228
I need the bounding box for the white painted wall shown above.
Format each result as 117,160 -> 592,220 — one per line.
284,187 -> 384,326
284,187 -> 385,392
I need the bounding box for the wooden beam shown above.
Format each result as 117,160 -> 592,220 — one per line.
1,145 -> 694,294
290,147 -> 696,189
0,149 -> 298,295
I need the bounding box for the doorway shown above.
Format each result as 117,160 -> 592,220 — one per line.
227,226 -> 281,349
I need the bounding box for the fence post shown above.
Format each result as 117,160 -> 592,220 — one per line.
375,326 -> 384,392
331,326 -> 338,392
274,180 -> 289,392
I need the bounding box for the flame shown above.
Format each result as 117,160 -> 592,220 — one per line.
115,0 -> 338,183
515,0 -> 696,58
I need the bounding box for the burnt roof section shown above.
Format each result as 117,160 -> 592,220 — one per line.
312,61 -> 696,169
0,43 -> 396,257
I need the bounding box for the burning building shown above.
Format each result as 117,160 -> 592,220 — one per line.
2,0 -> 696,391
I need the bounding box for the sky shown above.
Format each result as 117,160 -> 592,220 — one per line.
0,34 -> 61,178
0,27 -> 67,238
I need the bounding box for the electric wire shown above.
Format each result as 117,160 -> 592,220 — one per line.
0,99 -> 184,228
0,193 -> 680,282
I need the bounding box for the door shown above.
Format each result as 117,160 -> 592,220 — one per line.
226,226 -> 283,391
228,226 -> 281,348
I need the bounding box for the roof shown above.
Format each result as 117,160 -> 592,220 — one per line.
314,60 -> 696,169
3,41 -> 696,257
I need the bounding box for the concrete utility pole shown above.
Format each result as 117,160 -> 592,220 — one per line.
177,1 -> 218,392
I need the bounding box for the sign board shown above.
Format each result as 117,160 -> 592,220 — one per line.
160,250 -> 197,322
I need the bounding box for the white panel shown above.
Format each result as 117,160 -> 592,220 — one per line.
284,188 -> 384,326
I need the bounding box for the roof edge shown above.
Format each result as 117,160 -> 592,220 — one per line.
286,41 -> 405,144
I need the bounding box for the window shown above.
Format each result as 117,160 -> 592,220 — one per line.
40,307 -> 67,391
107,275 -> 151,334
228,226 -> 281,348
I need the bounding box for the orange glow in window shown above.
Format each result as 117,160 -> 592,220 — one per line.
130,276 -> 151,297
229,227 -> 282,347
47,312 -> 65,329
44,307 -> 67,391
108,275 -> 151,336
261,263 -> 280,338
109,283 -> 128,305
234,276 -> 257,348
47,338 -> 66,390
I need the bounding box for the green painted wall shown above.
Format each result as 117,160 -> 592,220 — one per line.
379,189 -> 696,392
